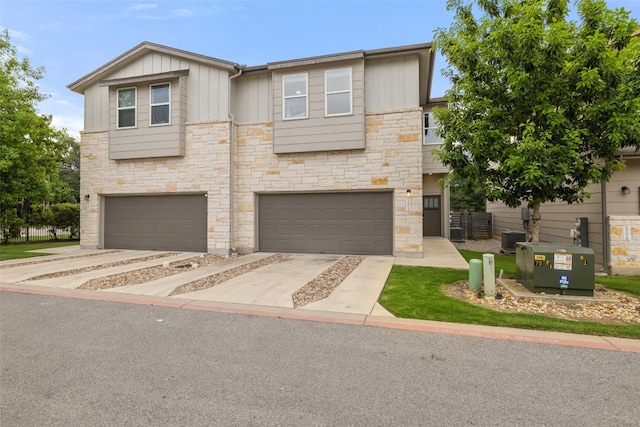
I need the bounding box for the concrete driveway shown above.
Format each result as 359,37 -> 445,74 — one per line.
0,247 -> 395,316
0,238 -> 468,317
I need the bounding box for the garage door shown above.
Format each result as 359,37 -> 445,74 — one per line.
258,192 -> 392,255
104,194 -> 207,252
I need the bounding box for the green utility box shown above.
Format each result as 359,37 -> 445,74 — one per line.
515,243 -> 595,296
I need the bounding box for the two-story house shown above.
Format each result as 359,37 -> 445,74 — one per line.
67,42 -> 449,258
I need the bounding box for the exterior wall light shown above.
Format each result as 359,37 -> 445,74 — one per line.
621,186 -> 631,195
405,189 -> 412,212
84,194 -> 90,200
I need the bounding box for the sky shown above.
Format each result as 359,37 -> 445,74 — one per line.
1,0 -> 639,140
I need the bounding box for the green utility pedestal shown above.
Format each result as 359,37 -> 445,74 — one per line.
516,243 -> 595,296
469,259 -> 482,291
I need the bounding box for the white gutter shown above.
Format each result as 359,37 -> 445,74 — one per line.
228,67 -> 243,255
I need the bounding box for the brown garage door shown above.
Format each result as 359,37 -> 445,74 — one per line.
258,192 -> 392,255
104,194 -> 207,252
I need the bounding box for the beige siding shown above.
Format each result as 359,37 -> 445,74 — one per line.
487,159 -> 640,267
487,184 -> 606,265
606,158 -> 640,215
82,52 -> 230,130
108,80 -> 185,159
423,143 -> 448,174
273,59 -> 365,154
234,73 -> 272,122
364,56 -> 420,112
83,85 -> 109,131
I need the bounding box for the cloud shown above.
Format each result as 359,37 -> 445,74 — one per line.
51,114 -> 84,140
128,3 -> 158,12
170,9 -> 194,17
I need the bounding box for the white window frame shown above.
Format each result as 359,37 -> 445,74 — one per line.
423,112 -> 442,145
325,68 -> 352,117
283,73 -> 308,120
149,82 -> 171,126
117,87 -> 137,129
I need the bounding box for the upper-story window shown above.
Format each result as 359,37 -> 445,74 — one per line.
150,83 -> 170,125
283,73 -> 308,119
424,112 -> 443,145
117,87 -> 136,129
325,68 -> 352,116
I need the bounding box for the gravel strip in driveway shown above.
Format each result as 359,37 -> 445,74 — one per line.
0,250 -> 122,270
26,253 -> 176,281
292,256 -> 364,308
78,254 -> 229,291
169,254 -> 290,296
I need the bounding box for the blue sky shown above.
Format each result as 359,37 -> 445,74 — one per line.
1,0 -> 639,139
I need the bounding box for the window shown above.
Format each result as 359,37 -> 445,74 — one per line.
325,68 -> 352,116
423,112 -> 443,145
117,87 -> 136,129
283,73 -> 308,119
424,196 -> 440,209
150,83 -> 170,125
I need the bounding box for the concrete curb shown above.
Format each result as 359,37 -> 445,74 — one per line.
2,283 -> 638,353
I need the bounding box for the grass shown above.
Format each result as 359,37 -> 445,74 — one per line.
379,250 -> 640,339
0,241 -> 79,261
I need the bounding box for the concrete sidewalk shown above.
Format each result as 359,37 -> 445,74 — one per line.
394,237 -> 469,269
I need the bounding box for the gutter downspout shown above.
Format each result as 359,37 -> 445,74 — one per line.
601,180 -> 609,273
228,66 -> 243,255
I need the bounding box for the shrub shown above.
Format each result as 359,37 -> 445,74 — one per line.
0,209 -> 25,243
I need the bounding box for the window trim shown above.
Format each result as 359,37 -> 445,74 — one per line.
149,82 -> 171,127
117,87 -> 137,129
283,73 -> 308,120
325,68 -> 352,117
423,111 -> 442,145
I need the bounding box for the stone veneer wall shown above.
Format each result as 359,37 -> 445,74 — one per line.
608,215 -> 640,275
80,110 -> 424,257
79,121 -> 231,254
234,109 -> 424,258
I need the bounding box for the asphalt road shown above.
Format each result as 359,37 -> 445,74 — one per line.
1,291 -> 639,426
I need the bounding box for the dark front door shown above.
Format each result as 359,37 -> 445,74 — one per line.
423,195 -> 442,236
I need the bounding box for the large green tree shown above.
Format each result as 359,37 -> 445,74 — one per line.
434,0 -> 640,241
0,29 -> 72,212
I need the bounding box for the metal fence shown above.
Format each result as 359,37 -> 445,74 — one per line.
1,226 -> 79,244
450,212 -> 492,240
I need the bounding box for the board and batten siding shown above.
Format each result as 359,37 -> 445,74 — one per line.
364,56 -> 420,113
82,51 -> 231,131
108,79 -> 186,159
233,73 -> 272,123
273,59 -> 365,154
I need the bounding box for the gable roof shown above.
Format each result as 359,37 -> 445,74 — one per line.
67,41 -> 239,94
68,41 -> 436,103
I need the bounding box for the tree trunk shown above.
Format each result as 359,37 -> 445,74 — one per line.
531,205 -> 541,243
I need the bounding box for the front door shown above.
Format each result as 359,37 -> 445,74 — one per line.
423,195 -> 442,236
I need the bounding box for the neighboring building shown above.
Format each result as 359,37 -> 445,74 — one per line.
488,147 -> 640,275
68,41 -> 449,258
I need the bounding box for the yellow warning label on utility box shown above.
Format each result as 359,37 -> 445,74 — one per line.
534,255 -> 546,261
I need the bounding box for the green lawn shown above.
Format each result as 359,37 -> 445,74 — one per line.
0,241 -> 79,261
379,250 -> 640,339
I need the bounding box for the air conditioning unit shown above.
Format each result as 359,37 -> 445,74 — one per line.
450,227 -> 464,242
501,230 -> 526,252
